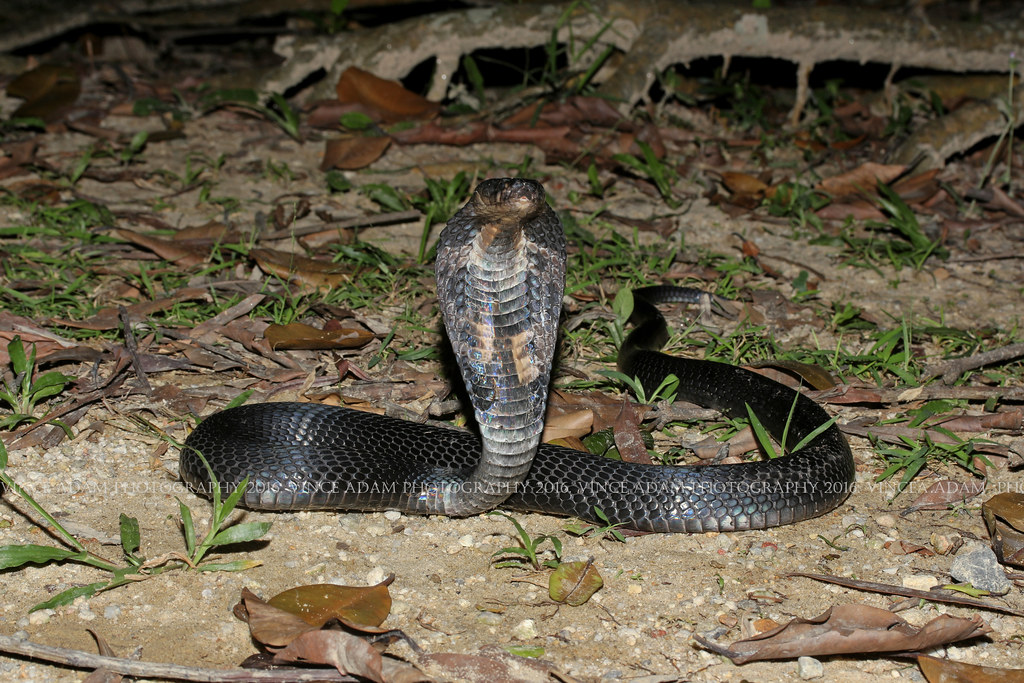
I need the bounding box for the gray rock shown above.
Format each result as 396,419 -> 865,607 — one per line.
797,655 -> 824,679
950,544 -> 1011,595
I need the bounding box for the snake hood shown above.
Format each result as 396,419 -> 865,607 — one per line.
435,178 -> 567,514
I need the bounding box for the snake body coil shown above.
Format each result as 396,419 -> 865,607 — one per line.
181,178 -> 854,532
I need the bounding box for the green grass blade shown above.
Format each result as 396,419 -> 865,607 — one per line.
177,499 -> 196,555
0,544 -> 81,570
209,521 -> 272,547
745,404 -> 779,459
30,581 -> 108,612
197,559 -> 263,572
118,514 -> 141,558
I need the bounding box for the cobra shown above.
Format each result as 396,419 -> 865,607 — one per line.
181,178 -> 854,532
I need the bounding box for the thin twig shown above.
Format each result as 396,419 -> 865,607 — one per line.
787,573 -> 1024,617
921,342 -> 1024,384
0,634 -> 358,682
118,305 -> 152,394
260,210 -> 422,241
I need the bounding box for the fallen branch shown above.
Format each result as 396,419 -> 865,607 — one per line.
0,634 -> 360,683
787,572 -> 1024,618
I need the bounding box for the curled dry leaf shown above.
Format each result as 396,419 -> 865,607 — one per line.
917,653 -> 1024,683
111,229 -> 209,268
982,492 -> 1024,568
7,63 -> 81,121
336,66 -> 440,123
0,311 -> 78,365
273,629 -> 385,683
539,408 -> 593,442
236,588 -> 320,648
264,321 -> 374,351
613,400 -> 651,465
549,559 -> 603,606
747,359 -> 838,391
815,162 -> 906,198
696,604 -> 990,664
721,171 -> 769,198
321,135 -> 392,171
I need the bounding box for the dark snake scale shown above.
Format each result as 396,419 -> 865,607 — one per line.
181,179 -> 855,532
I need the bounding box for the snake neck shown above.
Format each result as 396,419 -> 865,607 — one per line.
435,178 -> 566,516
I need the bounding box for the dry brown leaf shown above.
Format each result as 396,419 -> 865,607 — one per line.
82,629 -> 123,683
267,578 -> 393,628
321,136 -> 391,171
251,247 -> 351,290
613,400 -> 651,465
7,64 -> 81,121
111,229 -> 208,267
983,493 -> 1024,568
0,311 -> 78,365
697,604 -> 990,664
0,139 -> 38,180
815,162 -> 906,197
547,388 -> 648,433
273,629 -> 384,683
335,66 -> 440,122
891,169 -> 942,204
721,171 -> 769,197
816,200 -> 886,221
540,408 -> 593,442
265,321 -> 374,351
747,359 -> 838,391
236,588 -> 318,648
691,427 -> 756,461
549,558 -> 603,606
917,653 -> 1024,682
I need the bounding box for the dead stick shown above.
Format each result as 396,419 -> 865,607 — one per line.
118,306 -> 152,394
260,210 -> 422,241
922,342 -> 1024,384
787,573 -> 1024,617
0,634 -> 358,682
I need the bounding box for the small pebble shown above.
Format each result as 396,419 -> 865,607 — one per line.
875,514 -> 897,528
28,609 -> 53,625
902,575 -> 939,591
512,618 -> 538,640
797,655 -> 824,679
458,534 -> 474,547
104,605 -> 121,620
476,611 -> 503,626
365,566 -> 387,586
383,510 -> 402,521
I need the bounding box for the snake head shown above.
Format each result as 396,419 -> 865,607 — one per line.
469,178 -> 548,224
